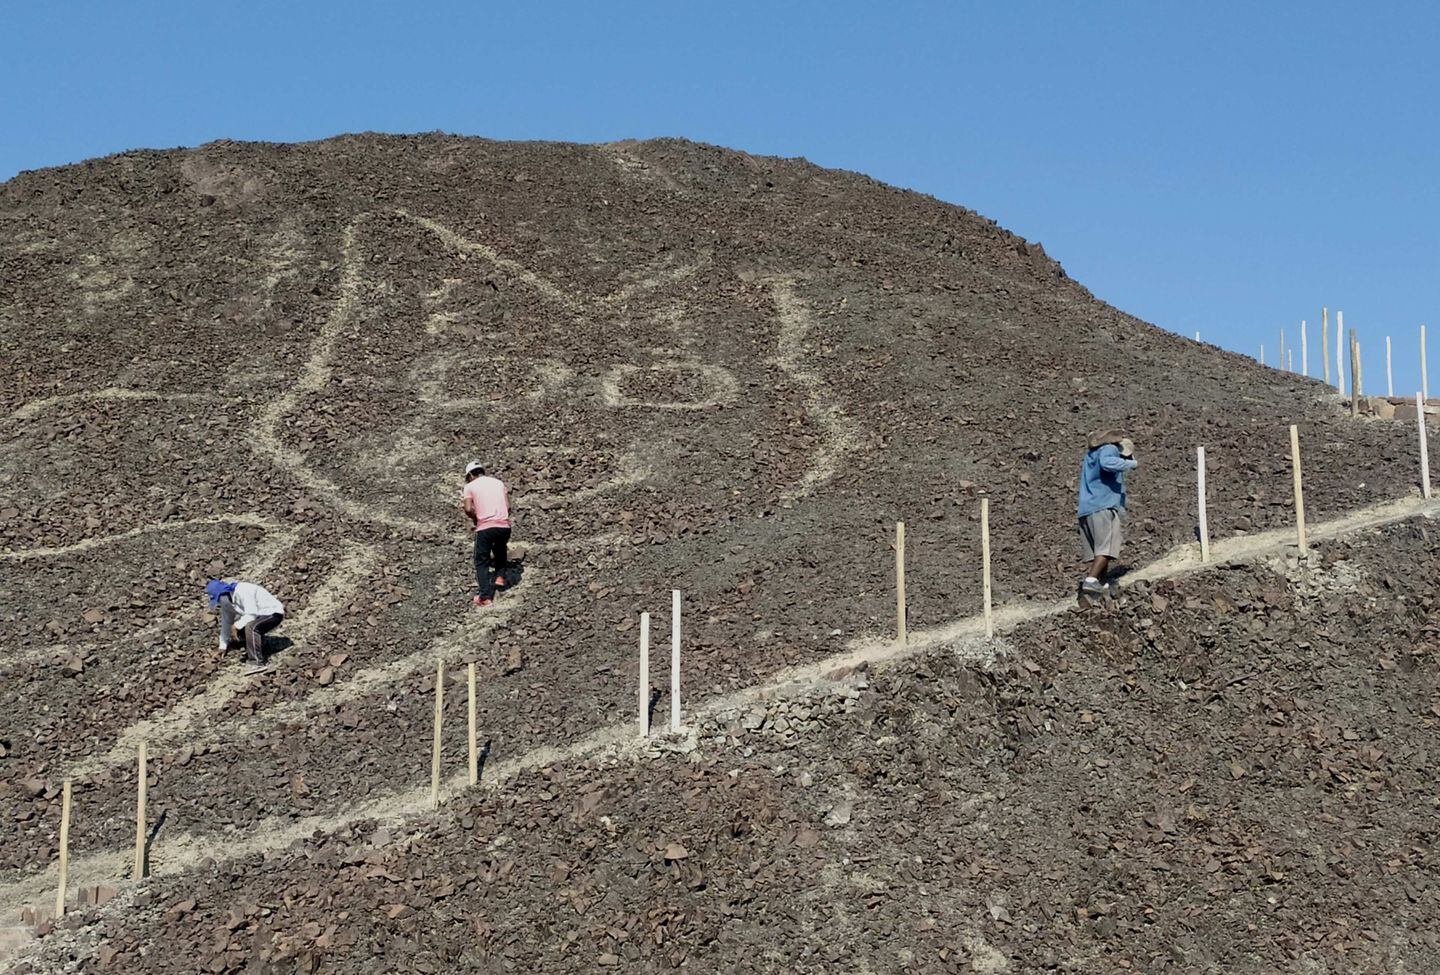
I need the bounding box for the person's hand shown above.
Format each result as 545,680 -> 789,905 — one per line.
1119,438 -> 1135,458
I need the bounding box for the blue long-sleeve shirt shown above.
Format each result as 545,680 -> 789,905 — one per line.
1078,444 -> 1137,517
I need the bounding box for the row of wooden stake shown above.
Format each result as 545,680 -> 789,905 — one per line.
49,739 -> 149,917
427,660 -> 484,811
1263,313 -> 1430,404
893,497 -> 995,646
888,417 -> 1434,651
431,593 -> 687,808
1193,415 -> 1429,564
47,413 -> 1436,914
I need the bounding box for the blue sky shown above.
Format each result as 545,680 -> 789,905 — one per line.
4,1 -> 1437,397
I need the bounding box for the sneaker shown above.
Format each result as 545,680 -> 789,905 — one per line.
1079,579 -> 1105,596
244,662 -> 275,676
472,597 -> 493,609
494,575 -> 507,588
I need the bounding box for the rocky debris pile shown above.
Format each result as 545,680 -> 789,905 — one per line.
12,518 -> 1440,973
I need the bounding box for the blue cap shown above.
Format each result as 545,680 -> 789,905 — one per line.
205,579 -> 237,607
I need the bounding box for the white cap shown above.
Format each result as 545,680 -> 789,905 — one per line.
465,460 -> 484,476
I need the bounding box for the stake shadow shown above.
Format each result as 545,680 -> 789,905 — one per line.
474,739 -> 493,784
140,807 -> 168,879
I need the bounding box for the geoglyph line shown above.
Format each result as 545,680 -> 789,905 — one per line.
6,496 -> 1434,918
59,541 -> 380,781
767,278 -> 861,501
213,574 -> 527,740
7,389 -> 221,424
0,514 -> 281,561
398,210 -> 586,316
0,524 -> 301,674
249,216 -> 444,539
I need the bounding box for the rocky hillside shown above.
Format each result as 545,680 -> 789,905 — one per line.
0,135 -> 1432,971
14,517 -> 1440,973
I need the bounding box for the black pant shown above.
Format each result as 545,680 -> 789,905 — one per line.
243,613 -> 283,665
473,527 -> 511,599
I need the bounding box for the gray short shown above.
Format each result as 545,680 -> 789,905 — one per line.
1079,508 -> 1124,560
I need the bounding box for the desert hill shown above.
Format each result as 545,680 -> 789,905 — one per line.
0,134 -> 1434,972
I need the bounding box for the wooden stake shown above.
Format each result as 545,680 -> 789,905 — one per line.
133,742 -> 147,881
467,662 -> 478,786
1350,327 -> 1361,416
670,590 -> 682,733
1423,324 -> 1430,403
1335,311 -> 1344,393
1290,425 -> 1307,551
980,498 -> 993,639
1322,307 -> 1330,384
1197,447 -> 1210,563
55,780 -> 72,917
895,521 -> 907,645
1387,336 -> 1394,397
430,660 -> 444,809
1418,392 -> 1432,500
1301,319 -> 1308,376
638,612 -> 650,738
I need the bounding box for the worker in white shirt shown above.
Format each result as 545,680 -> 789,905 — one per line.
205,579 -> 285,675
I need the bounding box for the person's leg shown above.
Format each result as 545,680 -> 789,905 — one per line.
475,529 -> 498,601
493,528 -> 511,586
245,613 -> 283,664
1100,508 -> 1123,588
473,532 -> 489,599
1087,555 -> 1111,581
242,624 -> 265,665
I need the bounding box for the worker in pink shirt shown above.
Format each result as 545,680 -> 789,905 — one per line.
462,461 -> 511,608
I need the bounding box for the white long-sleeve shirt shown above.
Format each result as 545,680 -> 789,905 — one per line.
219,581 -> 285,641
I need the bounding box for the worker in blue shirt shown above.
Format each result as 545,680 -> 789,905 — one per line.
1077,429 -> 1137,597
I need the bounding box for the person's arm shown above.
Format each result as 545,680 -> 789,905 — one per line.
463,489 -> 477,528
218,595 -> 235,650
1098,446 -> 1138,472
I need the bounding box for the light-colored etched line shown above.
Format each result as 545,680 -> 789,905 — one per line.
601,256 -> 705,307
8,389 -> 220,423
0,514 -> 280,561
397,210 -> 585,315
217,576 -> 523,740
249,216 -> 443,538
7,496 -> 1433,923
598,362 -> 739,411
767,278 -> 861,500
523,452 -> 650,508
60,541 -> 378,781
0,525 -> 301,673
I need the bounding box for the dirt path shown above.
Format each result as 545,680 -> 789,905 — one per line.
3,492 -> 1433,925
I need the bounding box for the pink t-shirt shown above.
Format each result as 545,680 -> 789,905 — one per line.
463,476 -> 510,531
